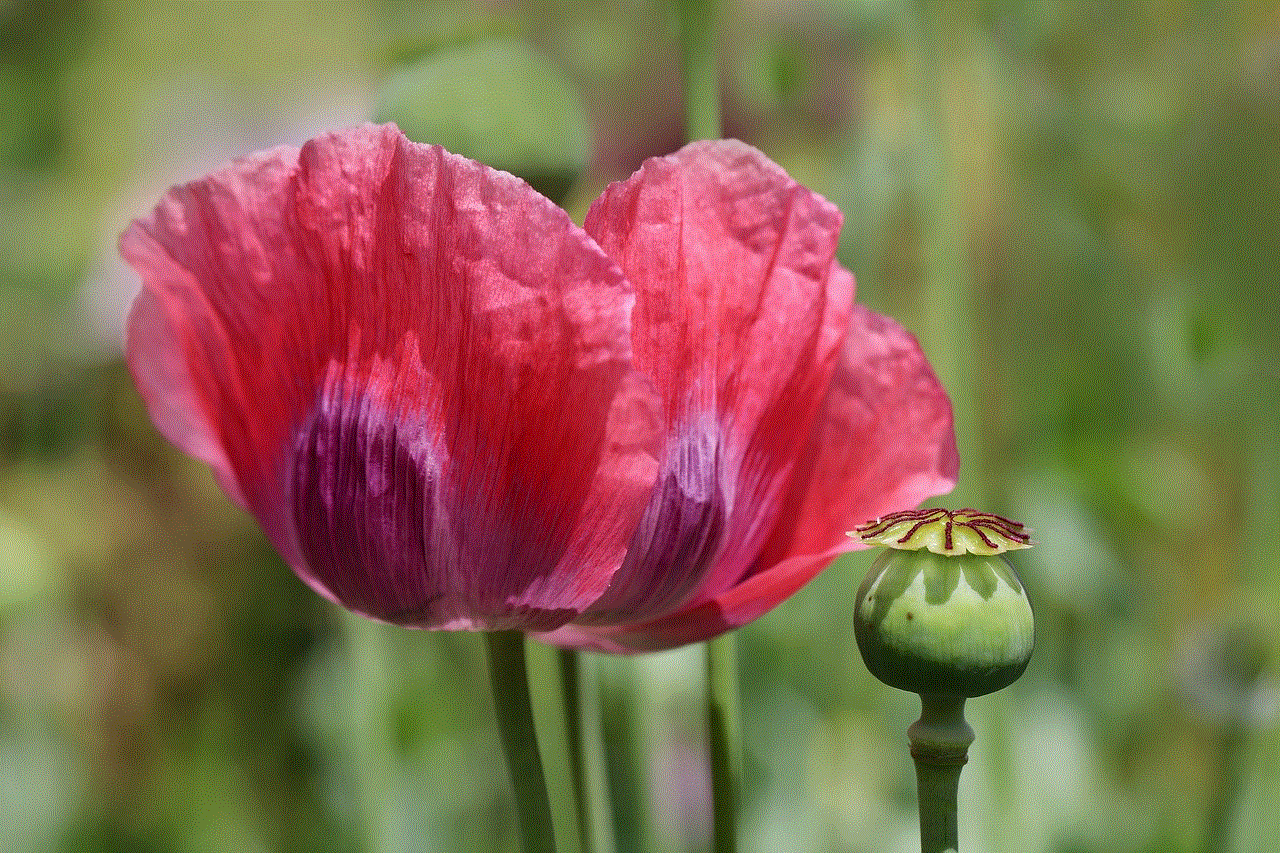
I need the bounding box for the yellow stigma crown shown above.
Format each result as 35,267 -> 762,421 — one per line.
853,508 -> 1034,556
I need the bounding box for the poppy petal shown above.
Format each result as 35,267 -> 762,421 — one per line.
123,124 -> 656,630
569,139 -> 851,624
540,296 -> 957,653
765,299 -> 959,561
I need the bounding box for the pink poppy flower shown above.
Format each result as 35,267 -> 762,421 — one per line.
122,124 -> 957,653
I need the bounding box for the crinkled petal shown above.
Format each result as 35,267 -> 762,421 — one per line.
541,296 -> 957,653
573,139 -> 851,624
764,299 -> 959,560
123,123 -> 657,630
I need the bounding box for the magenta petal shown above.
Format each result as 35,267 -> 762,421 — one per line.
127,285 -> 245,509
122,124 -> 656,629
123,143 -> 317,565
536,546 -> 842,653
541,294 -> 958,653
762,299 -> 960,562
578,140 -> 851,622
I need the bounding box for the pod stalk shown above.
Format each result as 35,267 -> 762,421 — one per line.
908,694 -> 974,853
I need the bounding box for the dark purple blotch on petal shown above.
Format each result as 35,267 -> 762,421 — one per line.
290,390 -> 444,625
579,426 -> 727,623
289,382 -> 596,631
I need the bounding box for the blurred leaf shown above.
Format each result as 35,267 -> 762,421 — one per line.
374,38 -> 591,203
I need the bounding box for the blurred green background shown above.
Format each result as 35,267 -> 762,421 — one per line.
2,1 -> 1278,851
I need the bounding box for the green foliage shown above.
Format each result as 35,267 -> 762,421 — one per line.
374,38 -> 591,203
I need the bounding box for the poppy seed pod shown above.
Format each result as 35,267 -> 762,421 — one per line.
853,508 -> 1033,698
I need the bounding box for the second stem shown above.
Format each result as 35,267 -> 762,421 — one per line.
908,694 -> 974,853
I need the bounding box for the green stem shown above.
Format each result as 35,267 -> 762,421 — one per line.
706,635 -> 742,853
677,0 -> 722,141
677,1 -> 739,847
908,695 -> 975,853
558,649 -> 616,853
1203,723 -> 1246,853
345,613 -> 397,853
486,631 -> 557,853
908,8 -> 1021,847
558,649 -> 590,853
910,3 -> 978,487
630,656 -> 672,853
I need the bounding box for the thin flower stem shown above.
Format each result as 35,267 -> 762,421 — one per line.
1203,723 -> 1246,853
907,6 -> 1020,847
345,613 -> 398,853
486,631 -> 557,853
677,0 -> 722,142
677,2 -> 740,850
908,695 -> 975,853
558,649 -> 589,853
557,649 -> 617,853
706,635 -> 742,853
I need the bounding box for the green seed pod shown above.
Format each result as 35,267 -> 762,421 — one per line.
852,509 -> 1034,698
